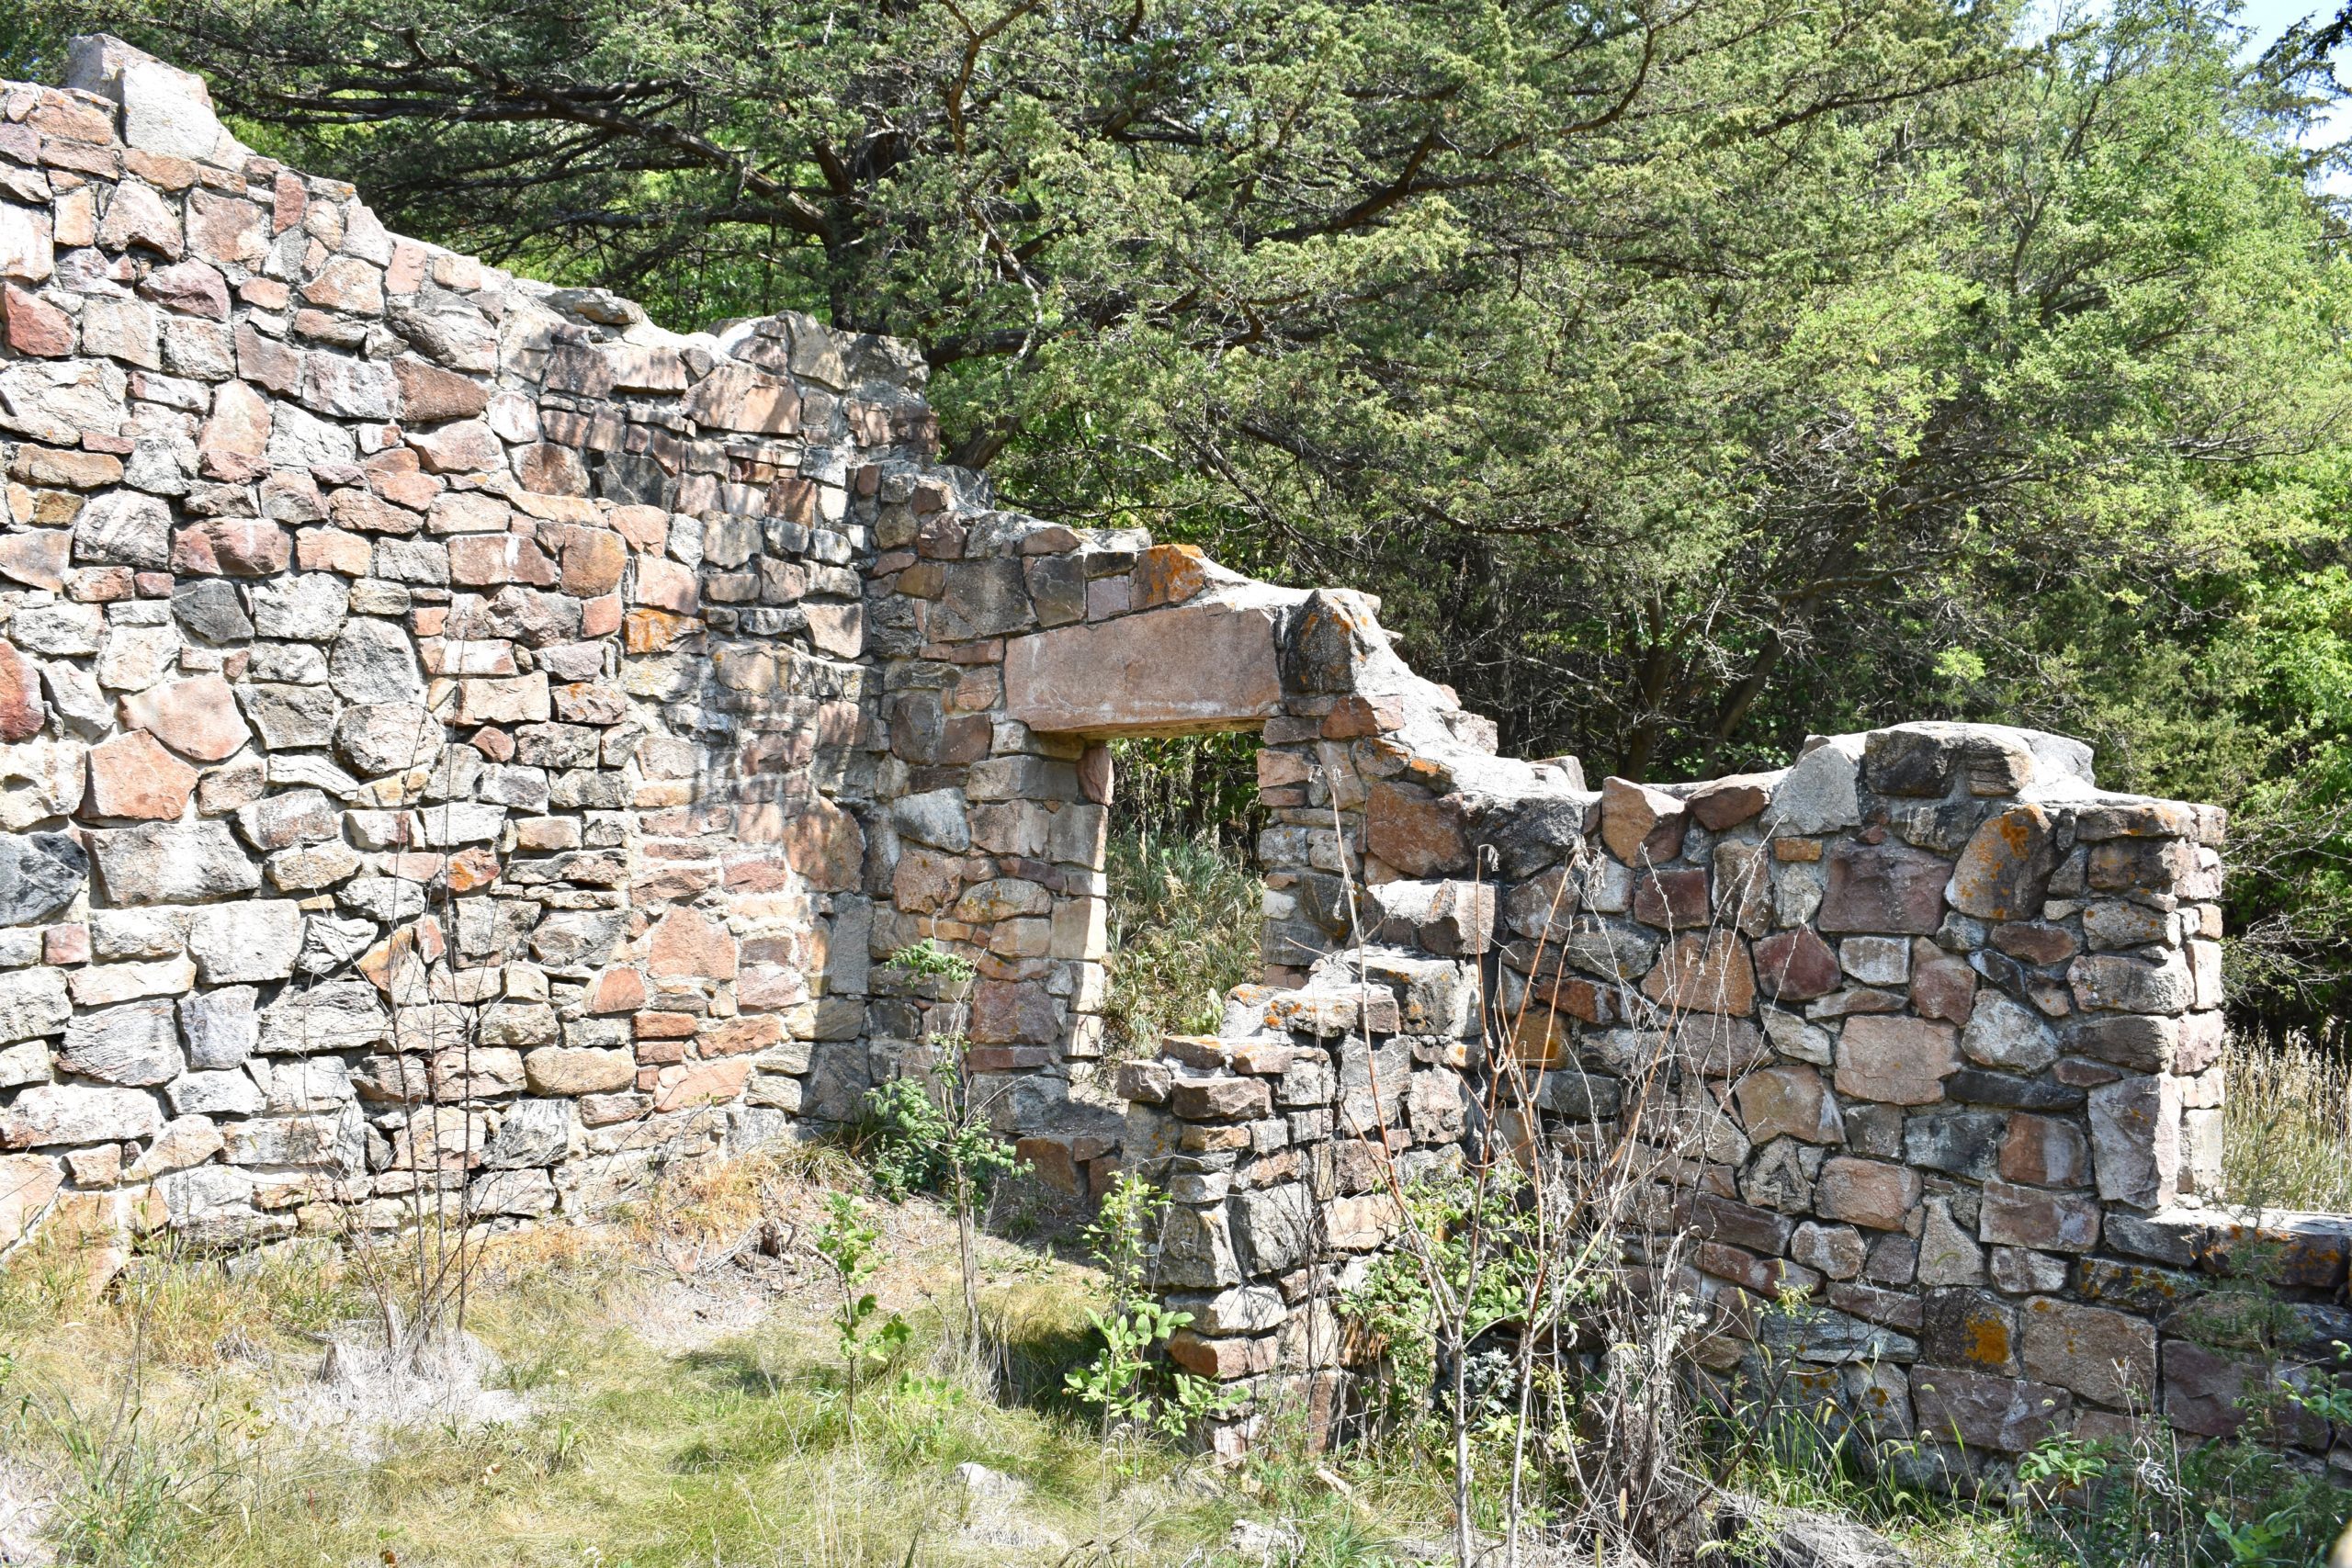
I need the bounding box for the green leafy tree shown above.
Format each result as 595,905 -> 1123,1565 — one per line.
0,9 -> 64,77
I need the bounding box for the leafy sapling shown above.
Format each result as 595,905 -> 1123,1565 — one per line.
866,942 -> 1023,1351
812,1192 -> 908,1436
1064,1173 -> 1239,1450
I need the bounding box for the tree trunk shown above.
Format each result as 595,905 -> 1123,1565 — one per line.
956,1170 -> 983,1354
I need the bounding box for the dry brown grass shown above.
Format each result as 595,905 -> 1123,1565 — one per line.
0,1149 -> 1278,1568
2222,1032 -> 2352,1212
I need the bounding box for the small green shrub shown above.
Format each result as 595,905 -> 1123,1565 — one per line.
1342,1165 -> 1560,1437
2016,1428 -> 2349,1567
866,940 -> 1023,1350
1064,1174 -> 1238,1454
878,937 -> 976,985
2009,1341 -> 2352,1568
812,1193 -> 910,1434
864,1042 -> 1023,1211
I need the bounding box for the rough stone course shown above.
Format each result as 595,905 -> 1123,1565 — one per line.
0,37 -> 958,1253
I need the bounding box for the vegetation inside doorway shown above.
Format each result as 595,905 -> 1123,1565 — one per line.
1100,735 -> 1268,1064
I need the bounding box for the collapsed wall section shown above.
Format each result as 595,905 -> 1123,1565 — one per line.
1112,697 -> 2329,1484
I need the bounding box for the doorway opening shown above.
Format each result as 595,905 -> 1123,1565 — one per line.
1096,732 -> 1268,1065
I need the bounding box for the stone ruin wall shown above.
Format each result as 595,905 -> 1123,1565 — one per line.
0,38 -> 947,1249
1121,723 -> 2298,1483
0,35 -> 2345,1488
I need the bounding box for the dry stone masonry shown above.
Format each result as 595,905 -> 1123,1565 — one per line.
1115,712 -> 2342,1485
0,36 -> 2343,1489
0,38 -> 933,1249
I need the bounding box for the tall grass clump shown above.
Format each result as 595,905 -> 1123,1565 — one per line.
1102,829 -> 1261,1059
2222,1032 -> 2352,1211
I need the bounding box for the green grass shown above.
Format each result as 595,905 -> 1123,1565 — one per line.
1706,1400 -> 2026,1568
0,1154 -> 1451,1568
1102,829 -> 1263,1061
6,1138 -> 2326,1568
259,1325 -> 1173,1568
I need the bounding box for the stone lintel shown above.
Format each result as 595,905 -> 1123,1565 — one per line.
1002,596 -> 1285,736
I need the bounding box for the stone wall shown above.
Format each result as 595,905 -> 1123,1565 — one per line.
853,435 -> 2324,1482
0,39 -> 936,1248
1107,709 -> 2322,1483
0,36 -> 2339,1486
